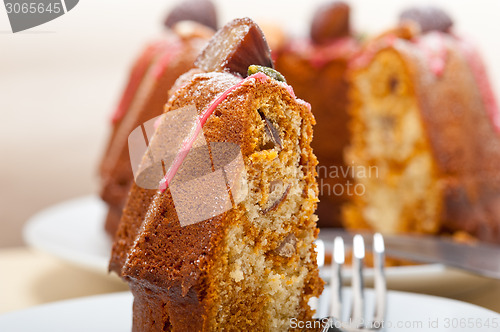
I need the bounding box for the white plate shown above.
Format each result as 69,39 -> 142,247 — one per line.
23,195 -> 111,273
0,289 -> 499,332
23,196 -> 495,296
0,292 -> 132,332
313,288 -> 500,332
315,230 -> 495,296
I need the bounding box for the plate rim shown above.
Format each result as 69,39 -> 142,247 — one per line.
23,195 -> 110,273
1,289 -> 499,330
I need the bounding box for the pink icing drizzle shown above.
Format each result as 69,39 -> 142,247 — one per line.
309,37 -> 359,68
151,39 -> 183,80
111,37 -> 183,124
349,32 -> 448,78
349,29 -> 499,132
287,37 -> 358,69
111,41 -> 166,124
159,72 -> 268,192
349,35 -> 397,70
281,81 -> 296,98
158,72 -> 309,192
414,32 -> 448,77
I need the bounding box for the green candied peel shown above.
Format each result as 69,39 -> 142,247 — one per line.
354,32 -> 368,43
247,65 -> 287,83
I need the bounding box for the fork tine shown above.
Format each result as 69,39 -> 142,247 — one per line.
313,240 -> 325,317
351,234 -> 365,328
330,236 -> 344,319
316,239 -> 325,268
372,233 -> 387,326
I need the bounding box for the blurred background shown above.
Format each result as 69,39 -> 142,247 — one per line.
1,0 -> 499,248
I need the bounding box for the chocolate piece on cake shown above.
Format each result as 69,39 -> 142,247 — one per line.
110,18 -> 323,330
275,1 -> 360,228
344,7 -> 500,243
99,1 -> 217,237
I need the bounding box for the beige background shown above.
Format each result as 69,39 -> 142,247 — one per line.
1,0 -> 499,247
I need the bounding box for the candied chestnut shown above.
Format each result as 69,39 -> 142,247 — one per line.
310,1 -> 351,44
195,18 -> 273,77
274,234 -> 297,258
164,0 -> 217,30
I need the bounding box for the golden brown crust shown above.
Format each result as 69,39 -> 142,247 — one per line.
100,31 -> 211,237
109,185 -> 157,274
103,206 -> 122,237
110,71 -> 322,330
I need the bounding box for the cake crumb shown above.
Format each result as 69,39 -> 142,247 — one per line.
230,264 -> 244,282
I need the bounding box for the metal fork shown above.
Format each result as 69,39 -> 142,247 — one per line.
316,233 -> 387,332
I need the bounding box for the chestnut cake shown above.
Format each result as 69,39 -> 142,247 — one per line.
99,0 -> 217,237
110,18 -> 323,331
344,7 -> 500,243
275,1 -> 359,228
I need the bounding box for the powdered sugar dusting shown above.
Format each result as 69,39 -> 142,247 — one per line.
414,32 -> 448,77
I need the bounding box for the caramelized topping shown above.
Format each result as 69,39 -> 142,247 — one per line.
195,18 -> 273,77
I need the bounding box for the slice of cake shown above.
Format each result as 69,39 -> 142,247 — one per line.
275,1 -> 359,228
99,0 -> 217,237
110,18 -> 323,330
344,6 -> 500,243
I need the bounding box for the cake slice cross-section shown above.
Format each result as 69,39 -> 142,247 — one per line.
110,18 -> 323,331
